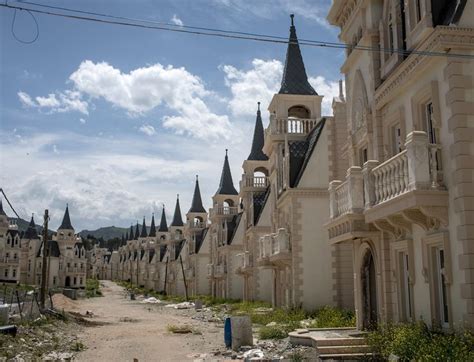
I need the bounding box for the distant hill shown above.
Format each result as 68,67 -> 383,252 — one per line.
78,226 -> 129,240
12,217 -> 55,235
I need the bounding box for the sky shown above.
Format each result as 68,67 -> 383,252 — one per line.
0,0 -> 344,231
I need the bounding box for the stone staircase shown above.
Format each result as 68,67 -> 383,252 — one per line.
289,328 -> 372,360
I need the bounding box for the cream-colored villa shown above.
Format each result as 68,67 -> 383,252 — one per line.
4,0 -> 473,332
0,203 -> 87,289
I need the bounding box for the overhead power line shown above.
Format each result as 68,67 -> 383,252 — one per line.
1,1 -> 473,59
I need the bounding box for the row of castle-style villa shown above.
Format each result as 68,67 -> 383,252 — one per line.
3,1 -> 473,331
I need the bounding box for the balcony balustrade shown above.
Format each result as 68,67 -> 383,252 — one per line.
240,175 -> 268,191
207,263 -> 214,277
327,131 -> 448,241
209,206 -> 239,218
266,118 -> 318,136
188,220 -> 206,229
270,229 -> 291,256
1,257 -> 19,264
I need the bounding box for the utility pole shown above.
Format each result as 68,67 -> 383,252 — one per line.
179,255 -> 188,301
39,209 -> 49,309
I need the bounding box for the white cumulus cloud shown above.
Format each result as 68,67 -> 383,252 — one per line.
221,59 -> 283,117
222,59 -> 340,117
79,118 -> 86,124
139,124 -> 156,136
17,89 -> 89,115
171,14 -> 183,27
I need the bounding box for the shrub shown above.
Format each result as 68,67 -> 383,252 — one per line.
259,325 -> 290,340
308,306 -> 356,328
85,278 -> 101,298
366,322 -> 474,361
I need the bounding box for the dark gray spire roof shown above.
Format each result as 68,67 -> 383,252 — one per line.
171,195 -> 184,227
189,176 -> 206,213
0,200 -> 6,216
149,214 -> 157,237
140,217 -> 148,238
24,215 -> 39,239
58,205 -> 74,230
125,231 -> 129,241
279,15 -> 317,96
248,102 -> 269,161
128,225 -> 134,240
216,150 -> 238,195
159,206 -> 168,232
134,222 -> 139,240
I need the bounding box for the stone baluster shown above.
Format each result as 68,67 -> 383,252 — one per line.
405,131 -> 430,190
429,145 -> 440,189
329,180 -> 342,218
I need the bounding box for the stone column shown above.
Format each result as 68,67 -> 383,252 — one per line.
363,161 -> 379,208
329,180 -> 342,218
405,131 -> 430,190
347,166 -> 364,213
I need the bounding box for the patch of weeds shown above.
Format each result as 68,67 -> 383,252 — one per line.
71,340 -> 86,352
167,324 -> 196,334
366,322 -> 474,361
258,325 -> 289,340
287,350 -> 305,362
85,278 -> 102,298
307,306 -> 355,328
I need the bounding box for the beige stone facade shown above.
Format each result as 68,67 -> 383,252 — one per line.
327,0 -> 474,329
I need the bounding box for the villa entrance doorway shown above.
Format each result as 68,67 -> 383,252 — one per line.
361,249 -> 377,329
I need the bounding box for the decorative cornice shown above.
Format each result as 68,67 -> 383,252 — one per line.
375,27 -> 474,108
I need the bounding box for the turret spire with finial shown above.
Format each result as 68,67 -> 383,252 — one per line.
158,205 -> 168,232
149,213 -> 157,237
171,194 -> 184,227
247,102 -> 268,161
279,14 -> 317,96
216,149 -> 238,195
189,175 -> 206,213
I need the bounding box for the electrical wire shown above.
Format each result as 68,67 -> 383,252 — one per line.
1,1 -> 473,59
0,188 -> 22,219
11,7 -> 39,44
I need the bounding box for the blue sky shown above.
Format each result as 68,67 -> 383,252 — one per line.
0,0 -> 343,231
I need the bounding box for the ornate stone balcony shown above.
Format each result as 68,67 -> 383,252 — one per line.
187,220 -> 206,229
269,228 -> 291,264
209,206 -> 238,218
327,131 -> 448,242
236,251 -> 253,275
207,263 -> 214,278
257,229 -> 291,266
1,257 -> 19,264
214,264 -> 226,279
240,175 -> 268,192
256,235 -> 272,267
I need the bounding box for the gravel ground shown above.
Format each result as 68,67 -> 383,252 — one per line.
52,281 -> 317,361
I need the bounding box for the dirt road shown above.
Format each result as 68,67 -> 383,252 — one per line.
56,281 -> 225,361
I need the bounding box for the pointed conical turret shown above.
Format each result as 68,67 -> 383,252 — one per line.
158,206 -> 168,232
24,215 -> 39,239
134,222 -> 140,240
59,204 -> 74,230
0,200 -> 6,216
171,195 -> 184,227
189,176 -> 206,213
248,102 -> 269,161
149,213 -> 157,237
128,225 -> 134,241
216,150 -> 238,195
140,217 -> 148,238
279,15 -> 317,96
125,232 -> 129,244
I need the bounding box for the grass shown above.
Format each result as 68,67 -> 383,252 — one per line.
167,324 -> 200,334
366,322 -> 474,361
85,278 -> 102,298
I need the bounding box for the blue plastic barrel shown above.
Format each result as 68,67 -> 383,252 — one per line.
224,317 -> 232,348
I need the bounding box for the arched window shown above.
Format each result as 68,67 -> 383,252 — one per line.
288,105 -> 310,119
